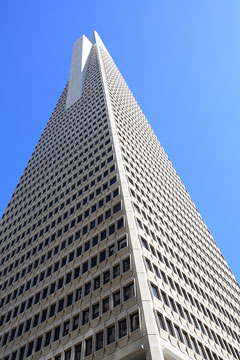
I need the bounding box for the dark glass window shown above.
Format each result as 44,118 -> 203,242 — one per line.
72,314 -> 80,331
103,270 -> 110,284
130,312 -> 140,332
113,290 -> 121,307
85,338 -> 92,356
123,283 -> 134,301
102,297 -> 110,313
63,321 -> 70,336
74,343 -> 82,360
44,331 -> 51,347
119,318 -> 127,338
92,303 -> 99,319
96,331 -> 104,351
123,257 -> 130,272
54,326 -> 60,341
113,264 -> 120,278
107,325 -> 115,344
94,276 -> 100,290
82,309 -> 89,325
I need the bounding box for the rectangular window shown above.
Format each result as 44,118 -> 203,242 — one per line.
54,326 -> 60,341
157,312 -> 166,330
118,318 -> 127,338
122,257 -> 130,272
102,297 -> 109,313
85,338 -> 92,356
92,303 -> 99,319
96,331 -> 104,351
113,264 -> 120,278
151,284 -> 159,299
123,283 -> 134,301
72,314 -> 79,331
113,291 -> 121,307
107,325 -> 115,344
63,321 -> 70,336
130,312 -> 140,332
65,349 -> 71,360
94,276 -> 100,290
166,318 -> 175,337
103,270 -> 110,284
82,309 -> 89,325
74,343 -> 82,360
118,236 -> 127,250
75,287 -> 82,301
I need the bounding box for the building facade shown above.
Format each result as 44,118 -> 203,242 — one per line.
0,31 -> 239,360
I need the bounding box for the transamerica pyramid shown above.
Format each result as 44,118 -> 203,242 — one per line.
0,31 -> 239,360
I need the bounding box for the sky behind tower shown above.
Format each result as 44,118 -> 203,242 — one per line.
0,1 -> 239,283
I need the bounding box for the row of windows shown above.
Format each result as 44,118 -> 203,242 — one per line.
157,311 -> 239,360
116,89 -> 231,286
2,114 -> 109,229
141,231 -> 240,330
132,183 -> 236,305
3,310 -> 140,360
137,217 -> 240,328
1,279 -> 134,348
0,184 -> 119,290
147,254 -> 239,343
0,213 -> 125,317
1,137 -> 112,249
0,170 -> 117,276
151,281 -> 239,357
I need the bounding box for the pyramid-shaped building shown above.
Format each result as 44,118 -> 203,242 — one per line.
0,31 -> 239,360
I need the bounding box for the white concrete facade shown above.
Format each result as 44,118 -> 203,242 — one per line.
0,31 -> 239,360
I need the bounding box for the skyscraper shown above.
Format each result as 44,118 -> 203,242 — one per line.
0,30 -> 239,360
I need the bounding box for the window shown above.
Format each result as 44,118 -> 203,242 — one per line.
166,318 -> 175,337
119,318 -> 127,338
84,282 -> 91,296
107,325 -> 115,344
64,350 -> 71,360
122,257 -> 130,272
58,298 -> 64,312
99,250 -> 106,262
103,270 -> 110,284
44,331 -> 51,347
113,264 -> 120,278
151,284 -> 159,299
63,321 -> 70,336
113,291 -> 121,307
118,236 -> 127,250
157,312 -> 166,330
92,303 -> 99,319
96,331 -> 104,351
35,336 -> 42,352
174,325 -> 183,342
26,342 -> 34,357
130,312 -> 140,332
161,291 -> 169,306
82,309 -> 89,325
113,202 -> 121,213
72,314 -> 79,330
74,343 -> 82,360
85,338 -> 92,356
54,326 -> 60,341
108,244 -> 115,256
102,297 -> 109,313
75,287 -> 82,301
123,283 -> 134,301
94,276 -> 100,290
182,331 -> 192,348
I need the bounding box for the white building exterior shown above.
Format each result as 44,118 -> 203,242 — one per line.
0,31 -> 239,360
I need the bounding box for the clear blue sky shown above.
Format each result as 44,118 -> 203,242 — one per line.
0,1 -> 239,283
